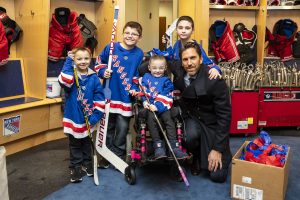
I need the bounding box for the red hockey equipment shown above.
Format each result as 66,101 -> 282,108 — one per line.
48,8 -> 83,61
0,21 -> 8,65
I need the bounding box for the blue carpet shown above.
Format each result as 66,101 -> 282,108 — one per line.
45,136 -> 300,200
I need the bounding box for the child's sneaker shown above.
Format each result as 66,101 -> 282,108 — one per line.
98,157 -> 110,169
153,140 -> 167,160
82,163 -> 93,177
70,167 -> 83,183
170,140 -> 189,160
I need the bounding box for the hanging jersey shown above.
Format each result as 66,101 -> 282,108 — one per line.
0,21 -> 8,65
209,20 -> 240,63
48,9 -> 84,61
267,19 -> 298,61
0,10 -> 22,53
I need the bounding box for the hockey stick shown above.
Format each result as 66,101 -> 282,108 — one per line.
164,18 -> 178,48
165,18 -> 178,38
138,82 -> 190,188
95,5 -> 129,174
73,65 -> 99,186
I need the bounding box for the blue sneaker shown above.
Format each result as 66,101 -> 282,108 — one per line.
153,140 -> 167,160
170,140 -> 188,160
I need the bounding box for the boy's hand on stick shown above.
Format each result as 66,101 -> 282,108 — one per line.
104,69 -> 113,78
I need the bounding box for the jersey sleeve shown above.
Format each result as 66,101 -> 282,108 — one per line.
154,78 -> 174,113
58,57 -> 75,89
88,76 -> 105,126
94,44 -> 109,78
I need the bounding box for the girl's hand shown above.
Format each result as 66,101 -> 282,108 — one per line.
67,51 -> 74,60
129,90 -> 137,96
104,69 -> 113,79
149,104 -> 157,112
208,68 -> 222,80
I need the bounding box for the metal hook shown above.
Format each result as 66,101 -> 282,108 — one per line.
30,10 -> 35,16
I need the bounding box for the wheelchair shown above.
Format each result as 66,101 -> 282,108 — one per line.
127,94 -> 191,183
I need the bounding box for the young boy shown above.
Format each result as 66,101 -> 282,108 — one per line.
58,47 -> 105,183
139,55 -> 188,160
162,15 -> 221,80
95,21 -> 144,164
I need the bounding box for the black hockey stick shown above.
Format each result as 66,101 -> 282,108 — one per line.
138,82 -> 190,187
73,65 -> 99,186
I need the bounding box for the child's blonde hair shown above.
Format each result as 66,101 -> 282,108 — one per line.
148,55 -> 167,67
72,47 -> 92,57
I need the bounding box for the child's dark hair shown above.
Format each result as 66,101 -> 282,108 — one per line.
148,55 -> 167,67
123,21 -> 143,37
72,47 -> 92,57
176,16 -> 194,30
179,42 -> 202,60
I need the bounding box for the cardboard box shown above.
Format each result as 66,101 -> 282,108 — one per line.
231,141 -> 290,200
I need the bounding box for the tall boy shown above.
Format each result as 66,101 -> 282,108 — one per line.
95,21 -> 144,163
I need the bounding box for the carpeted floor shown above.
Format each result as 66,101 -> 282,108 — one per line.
6,128 -> 300,200
6,139 -> 70,200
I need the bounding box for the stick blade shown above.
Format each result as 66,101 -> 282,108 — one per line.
93,154 -> 99,186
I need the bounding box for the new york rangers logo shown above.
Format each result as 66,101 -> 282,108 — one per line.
3,115 -> 21,136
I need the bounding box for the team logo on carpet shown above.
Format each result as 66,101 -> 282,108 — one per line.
3,115 -> 21,136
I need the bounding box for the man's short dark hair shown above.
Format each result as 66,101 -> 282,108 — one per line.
179,42 -> 202,60
123,21 -> 143,37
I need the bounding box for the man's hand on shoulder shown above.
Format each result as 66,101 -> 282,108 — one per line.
208,68 -> 222,80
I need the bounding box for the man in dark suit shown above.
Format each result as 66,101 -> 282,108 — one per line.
172,42 -> 232,183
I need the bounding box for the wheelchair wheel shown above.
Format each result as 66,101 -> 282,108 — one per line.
125,165 -> 136,185
170,164 -> 186,182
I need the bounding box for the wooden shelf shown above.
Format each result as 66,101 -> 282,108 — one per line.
267,5 -> 300,10
0,98 -> 60,114
209,5 -> 260,10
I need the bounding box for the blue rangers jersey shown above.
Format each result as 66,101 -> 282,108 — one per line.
58,57 -> 105,139
95,42 -> 144,117
140,73 -> 173,114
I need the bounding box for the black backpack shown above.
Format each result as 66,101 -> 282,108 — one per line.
233,23 -> 257,64
293,32 -> 300,58
77,14 -> 98,55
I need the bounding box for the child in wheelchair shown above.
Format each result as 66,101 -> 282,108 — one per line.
130,55 -> 188,161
